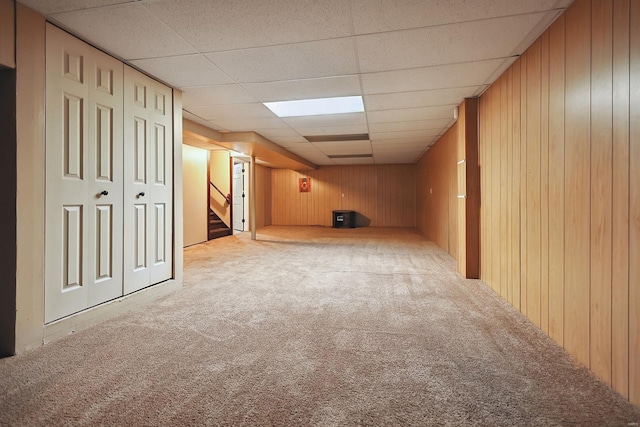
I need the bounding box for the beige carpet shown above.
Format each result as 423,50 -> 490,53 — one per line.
1,226 -> 638,426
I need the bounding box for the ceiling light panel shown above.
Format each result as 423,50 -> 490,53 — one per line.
265,97 -> 364,118
51,3 -> 196,60
205,38 -> 358,83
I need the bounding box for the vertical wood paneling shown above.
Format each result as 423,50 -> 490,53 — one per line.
526,39 -> 542,327
511,59 -> 522,311
564,0 -> 591,367
629,0 -> 640,406
478,0 -> 637,404
492,83 -> 501,294
500,75 -> 509,300
271,165 -> 414,228
590,0 -> 613,385
612,0 -> 630,400
520,52 -> 528,315
479,94 -> 488,281
506,68 -> 514,305
548,14 -> 566,346
540,30 -> 550,334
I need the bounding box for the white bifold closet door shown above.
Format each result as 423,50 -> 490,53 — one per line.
45,24 -> 124,323
123,66 -> 173,294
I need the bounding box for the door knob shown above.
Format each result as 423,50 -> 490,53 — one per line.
137,192 -> 145,198
100,190 -> 108,196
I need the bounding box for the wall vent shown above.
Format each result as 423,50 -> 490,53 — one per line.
303,133 -> 369,142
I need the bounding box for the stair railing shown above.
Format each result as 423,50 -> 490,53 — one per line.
210,181 -> 231,205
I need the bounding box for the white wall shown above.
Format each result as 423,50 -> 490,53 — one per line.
182,145 -> 208,247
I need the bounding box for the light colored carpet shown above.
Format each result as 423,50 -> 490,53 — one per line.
1,226 -> 638,426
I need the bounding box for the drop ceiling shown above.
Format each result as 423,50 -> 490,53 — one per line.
19,0 -> 573,167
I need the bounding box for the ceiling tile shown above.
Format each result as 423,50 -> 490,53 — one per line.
283,113 -> 366,129
364,87 -> 477,111
18,0 -> 138,15
182,84 -> 259,107
205,38 -> 358,83
312,141 -> 372,155
50,3 -> 196,60
351,0 -> 568,34
130,56 -> 234,88
372,136 -> 439,146
372,142 -> 429,151
212,117 -> 290,132
332,157 -> 375,165
241,76 -> 362,102
284,145 -> 333,165
369,119 -> 452,133
187,103 -> 276,121
356,12 -> 550,73
183,111 -> 229,132
367,105 -> 455,124
295,125 -> 369,136
361,58 -> 506,94
369,130 -> 440,141
268,136 -> 309,148
373,152 -> 421,164
254,128 -> 302,139
144,0 -> 353,52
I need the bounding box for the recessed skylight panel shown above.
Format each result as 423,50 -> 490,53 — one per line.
264,96 -> 364,117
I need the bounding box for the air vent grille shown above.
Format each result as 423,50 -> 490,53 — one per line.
327,154 -> 373,159
303,133 -> 369,142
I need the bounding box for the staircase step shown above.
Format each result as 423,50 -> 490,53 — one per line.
209,228 -> 231,240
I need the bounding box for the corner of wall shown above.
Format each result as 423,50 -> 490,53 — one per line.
14,3 -> 46,353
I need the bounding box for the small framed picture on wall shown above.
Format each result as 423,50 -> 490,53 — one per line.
299,177 -> 310,192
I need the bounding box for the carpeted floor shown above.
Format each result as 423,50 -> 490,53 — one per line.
1,226 -> 638,426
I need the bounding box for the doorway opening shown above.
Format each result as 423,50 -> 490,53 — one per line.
232,159 -> 249,232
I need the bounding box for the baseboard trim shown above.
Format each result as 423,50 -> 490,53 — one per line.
42,279 -> 182,347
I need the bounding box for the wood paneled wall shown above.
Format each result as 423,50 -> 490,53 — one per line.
270,165 -> 416,227
254,164 -> 272,229
416,122 -> 458,256
479,0 -> 639,404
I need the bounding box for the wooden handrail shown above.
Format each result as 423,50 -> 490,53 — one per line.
210,181 -> 230,204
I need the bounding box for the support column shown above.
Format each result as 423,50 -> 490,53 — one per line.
250,155 -> 257,241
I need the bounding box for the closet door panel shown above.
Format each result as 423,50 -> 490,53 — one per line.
45,24 -> 124,322
124,66 -> 173,294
